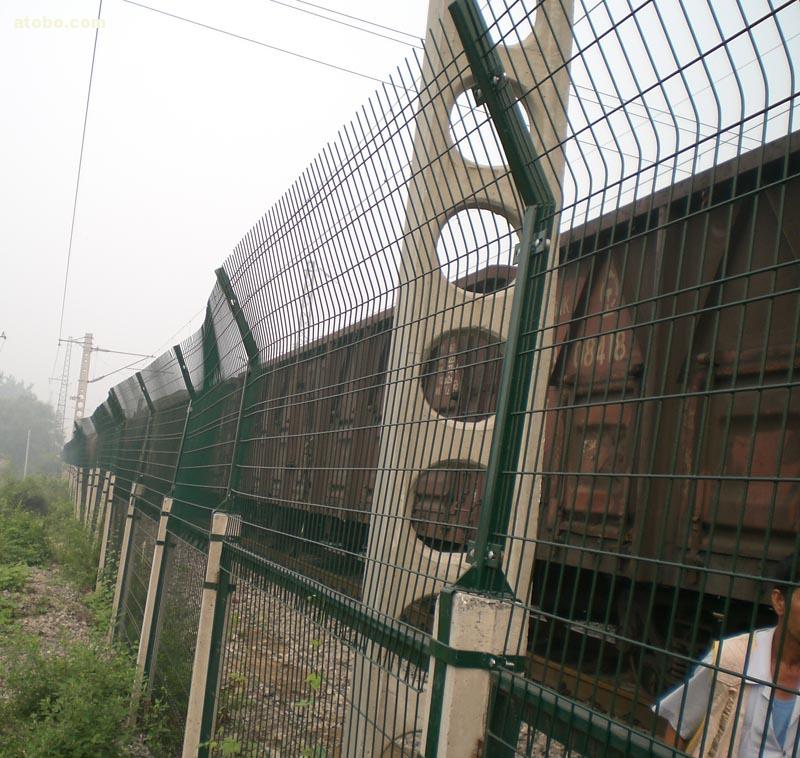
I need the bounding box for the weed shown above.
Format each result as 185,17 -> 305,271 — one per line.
0,633 -> 138,757
0,562 -> 29,592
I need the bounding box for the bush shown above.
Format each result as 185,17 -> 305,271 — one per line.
0,633 -> 139,758
0,562 -> 29,592
47,501 -> 99,590
0,502 -> 50,565
0,476 -> 98,588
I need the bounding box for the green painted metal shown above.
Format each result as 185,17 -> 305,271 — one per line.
423,586 -> 454,757
231,545 -> 430,669
214,266 -> 259,367
136,371 -> 155,414
107,387 -> 126,425
448,0 -> 555,594
142,541 -> 170,688
492,672 -> 686,758
448,0 -> 555,212
458,206 -> 548,594
198,542 -> 234,756
427,638 -> 525,672
173,343 -> 196,399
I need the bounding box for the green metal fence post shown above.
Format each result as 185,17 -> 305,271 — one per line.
420,2 -> 567,755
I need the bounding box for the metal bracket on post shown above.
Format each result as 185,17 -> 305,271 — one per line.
214,266 -> 259,512
108,388 -> 126,425
214,266 -> 259,368
419,3 -> 563,757
173,343 -> 196,400
448,0 -> 555,595
136,371 -> 155,415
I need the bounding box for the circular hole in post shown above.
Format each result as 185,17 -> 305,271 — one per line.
436,208 -> 520,289
449,90 -> 531,168
421,329 -> 504,421
411,462 -> 486,552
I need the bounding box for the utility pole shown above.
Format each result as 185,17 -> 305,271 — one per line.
55,339 -> 73,439
23,429 -> 31,478
73,332 -> 93,423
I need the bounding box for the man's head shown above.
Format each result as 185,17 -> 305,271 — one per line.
771,554 -> 800,637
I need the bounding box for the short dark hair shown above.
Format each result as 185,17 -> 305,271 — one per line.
774,554 -> 799,596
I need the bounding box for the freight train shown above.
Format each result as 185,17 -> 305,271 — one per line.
65,131 -> 799,711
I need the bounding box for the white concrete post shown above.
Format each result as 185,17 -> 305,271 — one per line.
97,474 -> 117,583
92,471 -> 110,542
85,467 -> 100,527
420,591 -> 525,757
182,511 -> 229,758
88,469 -> 106,535
133,497 -> 173,698
109,493 -> 137,642
75,468 -> 84,520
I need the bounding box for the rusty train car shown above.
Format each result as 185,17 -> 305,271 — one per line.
67,132 -> 799,698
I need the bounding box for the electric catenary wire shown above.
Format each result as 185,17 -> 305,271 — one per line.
55,0 -> 104,347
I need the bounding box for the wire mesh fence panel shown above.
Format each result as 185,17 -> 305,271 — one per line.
214,545 -> 429,757
148,526 -> 208,753
138,400 -> 190,515
214,550 -> 353,756
62,0 -> 799,753
169,298 -> 246,534
458,0 -> 800,755
116,507 -> 159,652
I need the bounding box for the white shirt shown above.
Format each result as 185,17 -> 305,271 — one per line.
656,627 -> 800,757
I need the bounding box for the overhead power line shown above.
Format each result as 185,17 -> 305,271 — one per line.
294,0 -> 421,41
51,0 -> 103,386
55,0 -> 104,343
89,356 -> 151,383
266,0 -> 423,49
120,0 -> 393,87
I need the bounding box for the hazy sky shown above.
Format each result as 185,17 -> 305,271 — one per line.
1,0 -> 797,438
0,0 -> 429,425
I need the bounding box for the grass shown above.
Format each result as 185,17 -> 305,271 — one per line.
0,475 -> 166,757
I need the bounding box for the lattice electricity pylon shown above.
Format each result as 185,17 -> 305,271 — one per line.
55,338 -> 73,440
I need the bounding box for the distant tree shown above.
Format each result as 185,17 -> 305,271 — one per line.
0,375 -> 62,476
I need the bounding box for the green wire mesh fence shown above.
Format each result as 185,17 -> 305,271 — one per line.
63,0 -> 799,755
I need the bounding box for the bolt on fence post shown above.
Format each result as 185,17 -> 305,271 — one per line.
97,473 -> 117,587
132,496 -> 173,705
109,487 -> 138,643
182,510 -> 229,758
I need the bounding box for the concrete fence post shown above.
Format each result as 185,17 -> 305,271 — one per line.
182,510 -> 229,758
85,467 -> 100,527
133,496 -> 172,698
90,470 -> 109,538
97,474 -> 117,585
75,468 -> 84,520
420,589 -> 525,757
109,490 -> 137,642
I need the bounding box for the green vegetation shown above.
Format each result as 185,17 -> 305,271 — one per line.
0,475 -> 164,757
